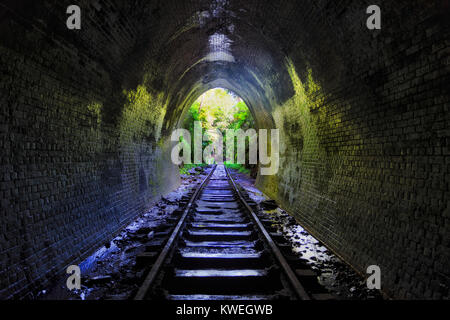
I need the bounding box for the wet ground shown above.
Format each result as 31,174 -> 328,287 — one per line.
38,166 -> 384,300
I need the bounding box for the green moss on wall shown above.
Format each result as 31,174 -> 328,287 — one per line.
120,85 -> 167,144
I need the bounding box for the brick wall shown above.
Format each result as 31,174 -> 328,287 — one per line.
0,0 -> 448,299
0,0 -> 179,298
259,0 -> 449,299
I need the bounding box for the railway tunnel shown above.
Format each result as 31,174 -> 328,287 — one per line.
0,0 -> 448,300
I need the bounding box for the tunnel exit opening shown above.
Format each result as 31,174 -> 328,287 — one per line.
176,87 -> 258,177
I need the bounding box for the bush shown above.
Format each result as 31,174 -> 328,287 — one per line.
179,163 -> 207,175
224,162 -> 250,175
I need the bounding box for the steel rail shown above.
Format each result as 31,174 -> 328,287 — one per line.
134,165 -> 217,300
224,166 -> 311,300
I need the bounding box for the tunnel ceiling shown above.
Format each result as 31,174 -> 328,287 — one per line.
27,0 -> 362,131
7,0 -> 444,133
126,0 -> 299,131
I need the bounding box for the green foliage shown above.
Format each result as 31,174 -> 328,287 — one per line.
180,88 -> 255,172
184,88 -> 253,136
228,100 -> 254,131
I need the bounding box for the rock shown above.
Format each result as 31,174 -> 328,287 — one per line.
85,275 -> 112,286
136,227 -> 151,234
261,200 -> 278,210
105,293 -> 130,300
188,168 -> 198,174
124,245 -> 141,255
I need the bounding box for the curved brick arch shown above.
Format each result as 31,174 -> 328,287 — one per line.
0,0 -> 448,299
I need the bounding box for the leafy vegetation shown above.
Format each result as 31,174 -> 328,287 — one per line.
179,88 -> 256,176
224,162 -> 251,175
179,163 -> 208,175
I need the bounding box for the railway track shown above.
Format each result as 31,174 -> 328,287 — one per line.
134,164 -> 333,300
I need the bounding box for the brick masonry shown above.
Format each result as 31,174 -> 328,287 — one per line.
0,0 -> 181,298
259,1 -> 449,299
0,0 -> 448,299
